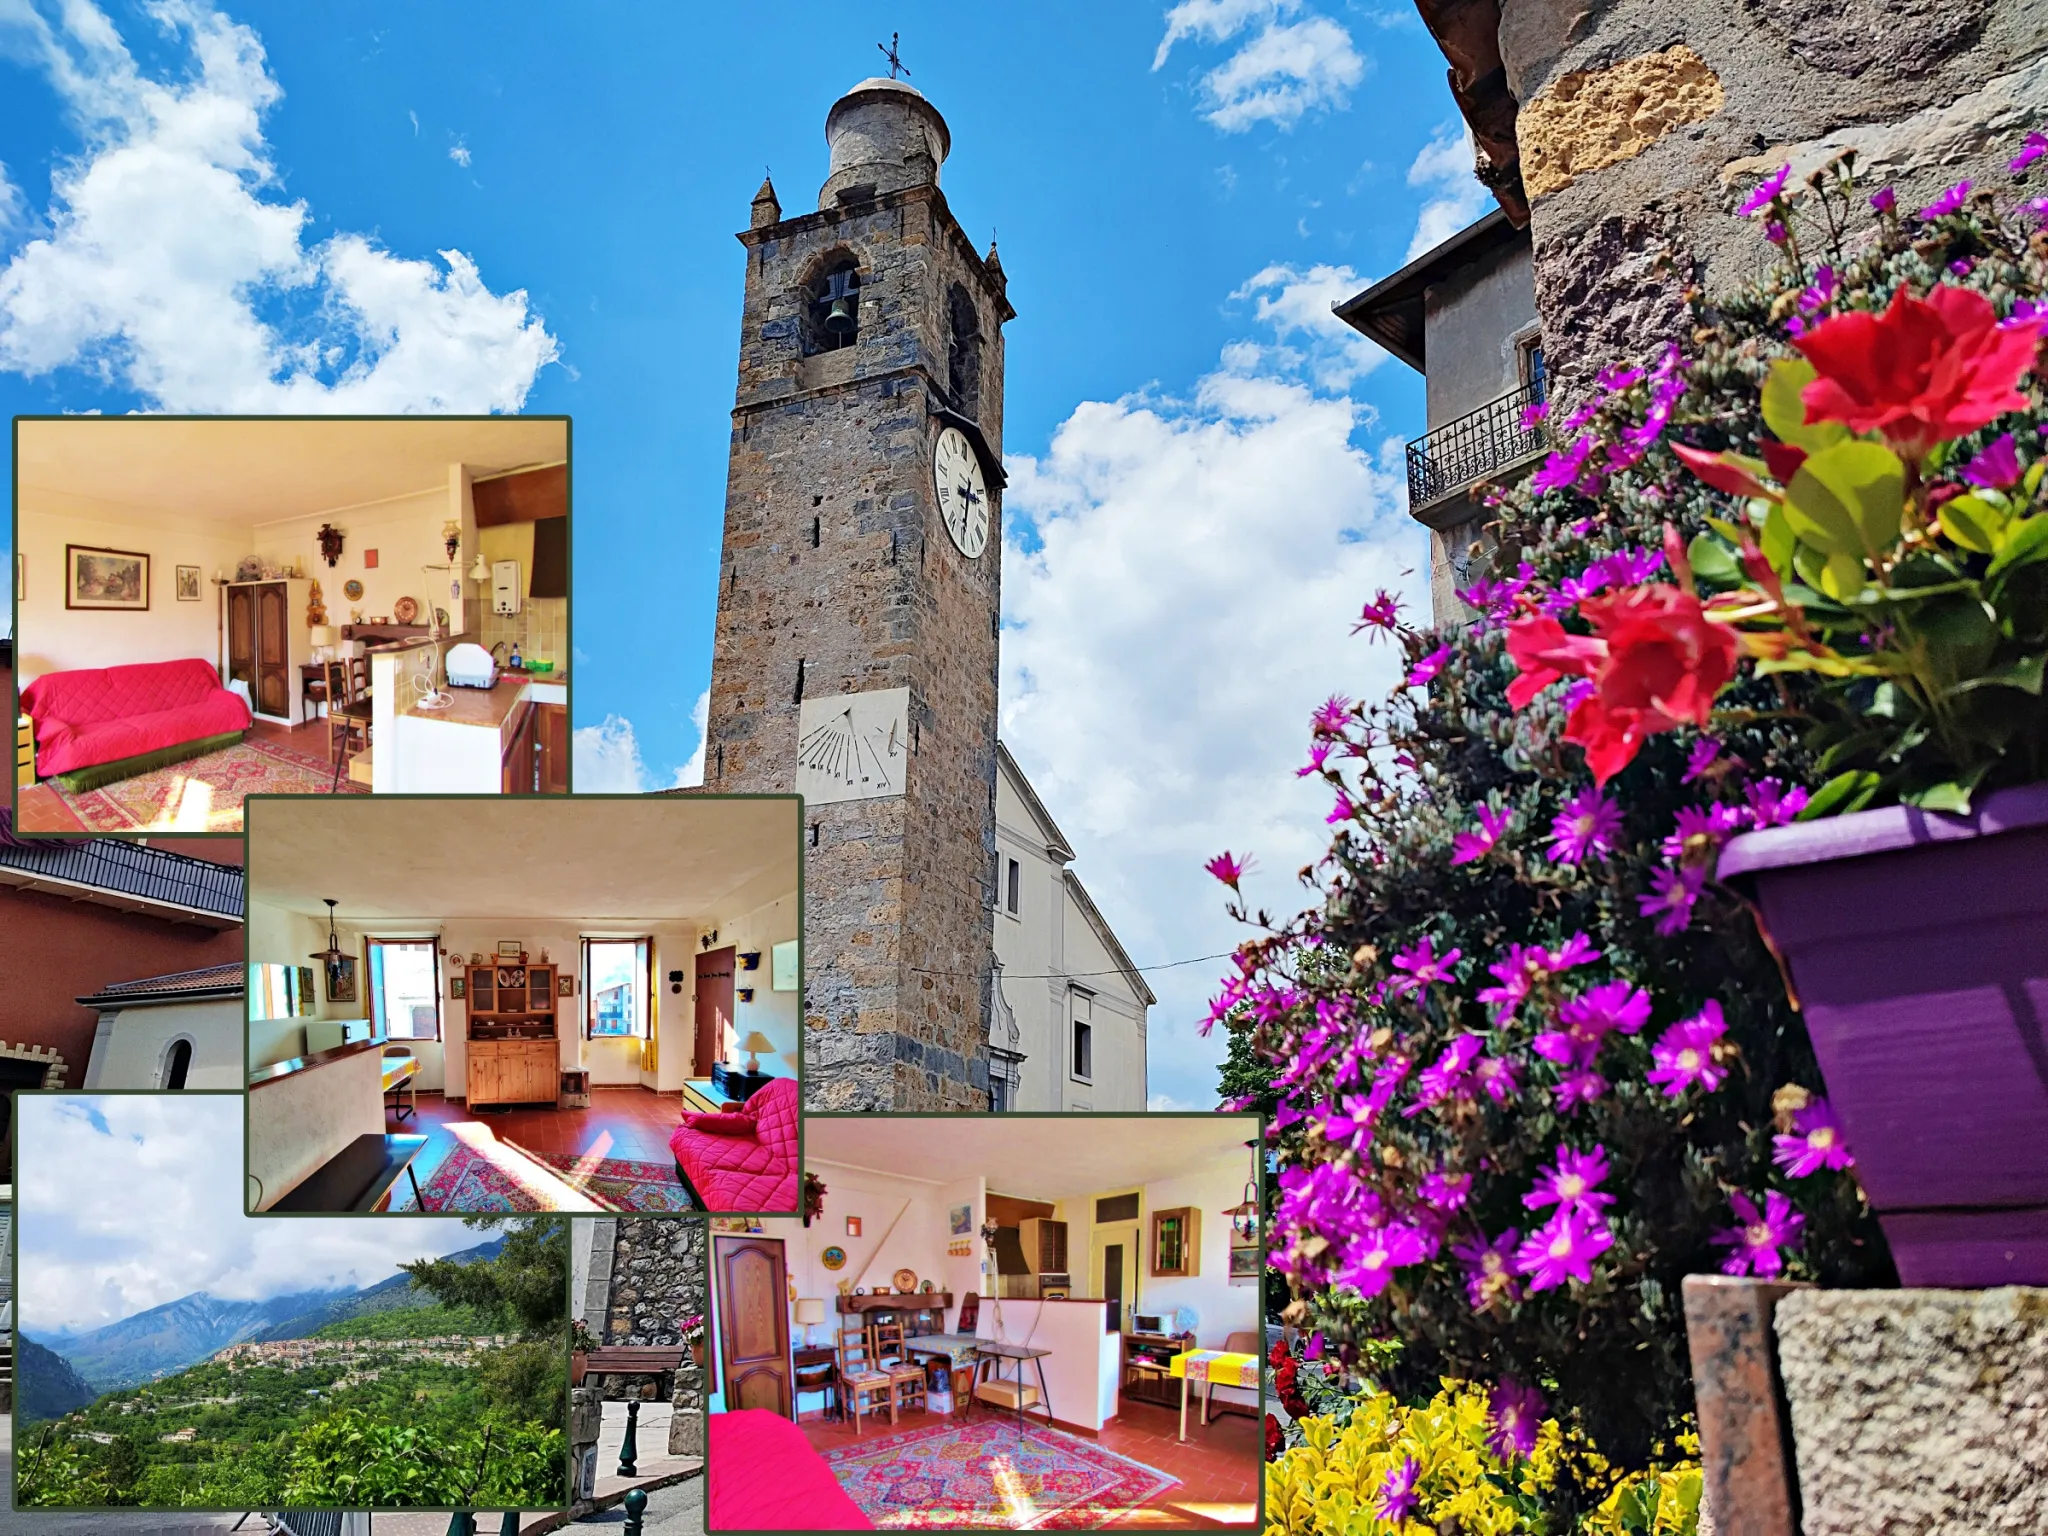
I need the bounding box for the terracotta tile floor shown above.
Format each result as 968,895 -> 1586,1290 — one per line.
793,1394 -> 1260,1530
15,717 -> 336,833
395,1086 -> 687,1189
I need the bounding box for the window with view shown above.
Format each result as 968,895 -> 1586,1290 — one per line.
585,938 -> 651,1038
367,939 -> 441,1040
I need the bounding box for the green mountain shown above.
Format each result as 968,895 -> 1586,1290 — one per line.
255,1236 -> 506,1340
15,1335 -> 98,1424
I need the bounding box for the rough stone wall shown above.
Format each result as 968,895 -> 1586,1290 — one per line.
704,161 -> 1006,1110
1776,1286 -> 2048,1536
1498,0 -> 2048,400
600,1217 -> 710,1458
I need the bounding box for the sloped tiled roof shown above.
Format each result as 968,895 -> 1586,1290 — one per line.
79,962 -> 246,1008
0,809 -> 243,922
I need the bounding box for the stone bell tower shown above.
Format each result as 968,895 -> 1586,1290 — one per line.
702,77 -> 1013,1112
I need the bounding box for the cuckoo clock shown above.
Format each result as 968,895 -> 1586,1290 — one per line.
315,523 -> 345,567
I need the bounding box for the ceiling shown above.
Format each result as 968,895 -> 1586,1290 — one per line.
248,797 -> 799,922
16,417 -> 568,527
807,1114 -> 1260,1201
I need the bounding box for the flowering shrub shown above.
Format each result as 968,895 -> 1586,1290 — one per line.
1264,1375 -> 1701,1536
1214,142 -> 2048,1483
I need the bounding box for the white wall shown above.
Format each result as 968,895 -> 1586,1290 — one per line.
1135,1161 -> 1261,1412
977,1296 -> 1119,1432
246,903 -> 372,1076
253,482 -> 474,641
717,893 -> 802,1086
15,494 -> 249,684
82,998 -> 243,1090
248,1045 -> 384,1209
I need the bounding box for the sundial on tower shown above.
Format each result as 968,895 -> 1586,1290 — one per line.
795,688 -> 911,805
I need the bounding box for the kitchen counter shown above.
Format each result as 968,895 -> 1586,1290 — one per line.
403,672 -> 530,726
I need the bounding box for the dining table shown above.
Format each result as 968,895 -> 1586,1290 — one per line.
1169,1348 -> 1261,1442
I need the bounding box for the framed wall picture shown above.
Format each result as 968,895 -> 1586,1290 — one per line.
846,1216 -> 863,1237
65,544 -> 149,610
949,1203 -> 973,1236
1228,1243 -> 1262,1280
175,565 -> 202,601
558,973 -> 576,997
325,955 -> 358,1005
497,940 -> 524,959
450,975 -> 467,1000
771,939 -> 800,991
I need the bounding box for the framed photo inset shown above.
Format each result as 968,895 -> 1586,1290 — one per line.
325,955 -> 358,1005
65,544 -> 150,610
176,565 -> 202,601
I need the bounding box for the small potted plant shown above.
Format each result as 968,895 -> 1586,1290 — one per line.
570,1317 -> 597,1386
680,1313 -> 707,1370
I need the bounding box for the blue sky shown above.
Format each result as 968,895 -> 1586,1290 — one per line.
1,0 -> 1486,1107
16,1094 -> 493,1334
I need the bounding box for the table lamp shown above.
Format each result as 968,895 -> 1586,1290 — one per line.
738,1030 -> 774,1075
310,624 -> 333,660
794,1297 -> 826,1347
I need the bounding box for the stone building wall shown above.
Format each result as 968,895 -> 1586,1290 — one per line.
702,84 -> 1011,1111
1494,0 -> 2048,399
598,1217 -> 709,1458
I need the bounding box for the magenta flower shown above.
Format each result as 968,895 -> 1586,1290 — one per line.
1562,979 -> 1653,1041
1450,803 -> 1516,866
1340,1222 -> 1431,1297
1531,431 -> 1598,495
1738,164 -> 1791,217
1391,936 -> 1462,988
1471,1053 -> 1520,1104
1377,1456 -> 1422,1523
1451,1228 -> 1521,1309
1773,1097 -> 1854,1177
1647,1001 -> 1729,1097
1660,803 -> 1741,862
1743,778 -> 1811,829
1515,1206 -> 1614,1291
1593,547 -> 1665,587
1764,219 -> 1789,246
1715,1189 -> 1805,1277
1962,432 -> 2023,491
1326,791 -> 1358,826
1521,399 -> 1550,432
1552,1067 -> 1610,1111
1310,694 -> 1354,736
1681,737 -> 1724,784
1205,851 -> 1251,889
1409,1035 -> 1482,1114
1477,935 -> 1599,1022
2013,131 -> 2047,174
1297,739 -> 1333,778
1523,1143 -> 1616,1215
1352,589 -> 1404,638
1420,1169 -> 1473,1211
1797,265 -> 1838,315
1406,643 -> 1455,688
1487,1378 -> 1545,1461
1918,180 -> 1972,219
1869,185 -> 1896,214
1317,1093 -> 1380,1155
1304,1330 -> 1325,1361
1548,933 -> 1601,971
1549,787 -> 1623,865
1638,864 -> 1706,936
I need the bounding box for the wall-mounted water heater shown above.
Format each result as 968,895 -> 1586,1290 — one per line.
491,559 -> 522,616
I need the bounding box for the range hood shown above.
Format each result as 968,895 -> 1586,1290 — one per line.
992,1225 -> 1029,1275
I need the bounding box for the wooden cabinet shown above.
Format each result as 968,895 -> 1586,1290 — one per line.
1150,1207 -> 1200,1278
1020,1217 -> 1068,1275
468,1039 -> 558,1107
224,578 -> 311,723
464,962 -> 559,1107
539,702 -> 568,794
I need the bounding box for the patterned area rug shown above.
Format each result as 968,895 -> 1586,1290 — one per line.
395,1125 -> 694,1213
821,1420 -> 1178,1530
52,737 -> 361,830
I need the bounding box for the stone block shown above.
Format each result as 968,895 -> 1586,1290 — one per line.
1519,45 -> 1726,199
1683,1274 -> 1806,1536
1776,1286 -> 2048,1536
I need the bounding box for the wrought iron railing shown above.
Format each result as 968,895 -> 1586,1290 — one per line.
1405,379 -> 1548,511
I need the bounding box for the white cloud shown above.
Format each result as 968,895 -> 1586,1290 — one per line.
1000,276 -> 1425,1111
448,137 -> 470,167
408,108 -> 419,135
1153,1 -> 1365,133
574,712 -> 653,793
0,0 -> 557,412
0,161 -> 25,237
673,689 -> 709,788
1406,121 -> 1492,258
1230,261 -> 1386,391
17,1096 -> 490,1334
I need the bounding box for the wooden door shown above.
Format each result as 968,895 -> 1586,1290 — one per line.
540,704 -> 569,794
695,948 -> 735,1074
1103,1242 -> 1126,1333
226,586 -> 255,686
715,1236 -> 792,1417
255,583 -> 290,716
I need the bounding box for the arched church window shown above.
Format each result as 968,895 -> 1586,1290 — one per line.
163,1037 -> 193,1090
947,284 -> 982,419
802,258 -> 862,354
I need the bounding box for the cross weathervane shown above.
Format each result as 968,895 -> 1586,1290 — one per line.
878,32 -> 909,80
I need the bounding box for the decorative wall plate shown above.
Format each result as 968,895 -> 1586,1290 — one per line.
343,579 -> 364,600
393,595 -> 420,623
893,1268 -> 917,1294
920,1279 -> 936,1293
821,1245 -> 847,1271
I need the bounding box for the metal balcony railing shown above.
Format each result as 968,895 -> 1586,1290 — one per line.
1405,379 -> 1548,512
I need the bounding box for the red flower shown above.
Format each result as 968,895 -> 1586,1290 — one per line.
1265,1414 -> 1283,1460
1564,587 -> 1740,785
1504,614 -> 1606,708
1795,284 -> 2044,459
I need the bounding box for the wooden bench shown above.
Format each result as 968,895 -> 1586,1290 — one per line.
583,1345 -> 692,1398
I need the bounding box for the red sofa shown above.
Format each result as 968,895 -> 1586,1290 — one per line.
21,659 -> 251,779
670,1076 -> 799,1213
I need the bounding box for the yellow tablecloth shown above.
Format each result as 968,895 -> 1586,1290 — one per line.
1170,1349 -> 1260,1388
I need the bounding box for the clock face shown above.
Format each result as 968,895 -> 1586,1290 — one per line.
933,426 -> 990,559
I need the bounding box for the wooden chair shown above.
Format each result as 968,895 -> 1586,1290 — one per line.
326,658 -> 373,792
869,1315 -> 927,1415
836,1322 -> 896,1436
1206,1330 -> 1263,1424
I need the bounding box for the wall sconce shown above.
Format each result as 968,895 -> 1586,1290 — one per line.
442,520 -> 462,562
700,930 -> 720,949
316,524 -> 345,568
737,987 -> 756,1004
739,951 -> 762,971
667,969 -> 686,995
469,549 -> 492,582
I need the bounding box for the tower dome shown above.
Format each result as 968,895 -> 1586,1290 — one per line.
819,77 -> 951,208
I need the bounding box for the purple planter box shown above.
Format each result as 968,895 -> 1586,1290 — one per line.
1718,781 -> 2048,1288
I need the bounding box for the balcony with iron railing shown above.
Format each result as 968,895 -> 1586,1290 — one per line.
1405,378 -> 1548,516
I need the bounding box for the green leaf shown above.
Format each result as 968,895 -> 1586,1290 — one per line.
1791,541 -> 1832,591
1761,502 -> 1796,574
1949,652 -> 2048,696
1821,549 -> 1867,601
1938,493 -> 2009,555
1688,532 -> 1741,586
1904,779 -> 1977,814
1795,439 -> 1907,554
1987,513 -> 2048,579
2026,458 -> 2047,498
1799,770 -> 1883,818
1762,359 -> 1851,452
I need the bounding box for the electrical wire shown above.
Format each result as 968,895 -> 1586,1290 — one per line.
910,951 -> 1237,983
